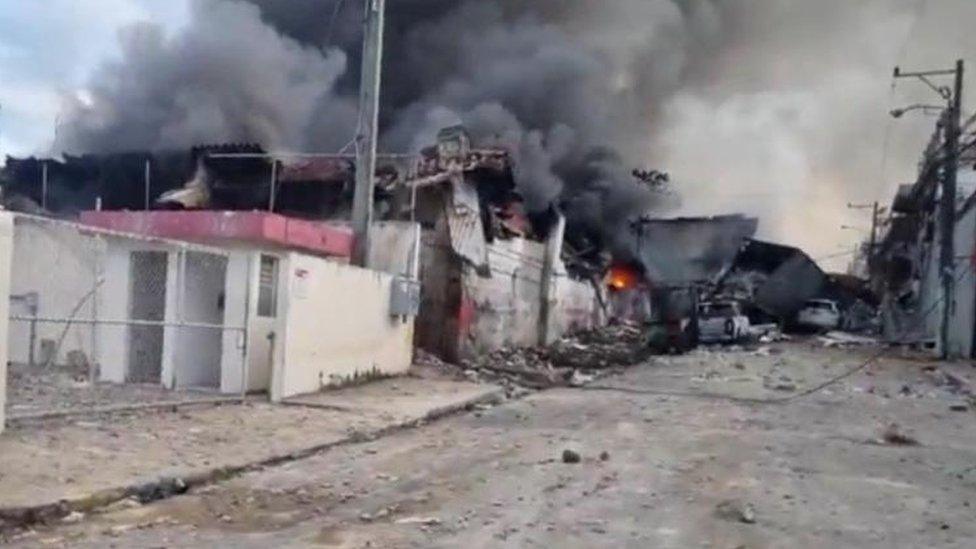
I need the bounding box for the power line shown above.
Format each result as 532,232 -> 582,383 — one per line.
324,0 -> 348,48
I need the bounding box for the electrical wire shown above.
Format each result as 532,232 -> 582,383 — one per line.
323,0 -> 347,48
877,0 -> 931,226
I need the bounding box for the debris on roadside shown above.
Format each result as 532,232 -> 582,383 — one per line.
763,375 -> 797,392
927,369 -> 972,396
61,511 -> 85,524
395,516 -> 442,526
818,332 -> 878,348
410,350 -> 467,381
879,423 -> 920,446
561,449 -> 582,464
446,324 -> 649,394
715,499 -> 757,524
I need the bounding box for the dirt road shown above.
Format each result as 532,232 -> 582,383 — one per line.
10,341 -> 976,548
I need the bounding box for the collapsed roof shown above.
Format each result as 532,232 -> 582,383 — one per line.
717,239 -> 826,318
629,215 -> 759,287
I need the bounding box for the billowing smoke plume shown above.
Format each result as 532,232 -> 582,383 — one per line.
55,0 -> 976,265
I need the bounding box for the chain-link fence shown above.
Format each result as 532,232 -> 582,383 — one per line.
5,216 -> 248,421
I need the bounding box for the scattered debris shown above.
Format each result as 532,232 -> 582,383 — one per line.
928,369 -> 972,396
452,324 -> 649,394
715,499 -> 757,524
411,350 -> 465,381
879,423 -> 920,446
818,332 -> 878,348
61,511 -> 85,524
395,516 -> 442,526
763,375 -> 797,392
562,449 -> 582,464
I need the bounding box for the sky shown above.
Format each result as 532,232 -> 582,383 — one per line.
0,0 -> 189,157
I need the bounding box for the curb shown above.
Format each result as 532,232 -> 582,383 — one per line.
0,386 -> 504,534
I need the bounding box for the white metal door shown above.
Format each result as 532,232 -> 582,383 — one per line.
246,254 -> 279,392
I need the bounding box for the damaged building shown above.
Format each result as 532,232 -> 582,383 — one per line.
403,127 -> 604,361
715,239 -> 827,324
872,111 -> 976,356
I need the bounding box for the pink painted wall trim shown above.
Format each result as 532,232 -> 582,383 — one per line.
79,211 -> 354,258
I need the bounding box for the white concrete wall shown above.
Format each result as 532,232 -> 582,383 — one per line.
368,221 -> 421,278
463,238 -> 548,355
271,253 -> 414,401
552,269 -> 602,337
948,204 -> 976,358
459,237 -> 603,358
7,216 -> 104,367
921,225 -> 944,351
0,212 -> 14,432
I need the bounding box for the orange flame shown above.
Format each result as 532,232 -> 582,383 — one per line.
607,265 -> 640,291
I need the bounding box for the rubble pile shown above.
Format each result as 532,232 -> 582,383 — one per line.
459,323 -> 650,394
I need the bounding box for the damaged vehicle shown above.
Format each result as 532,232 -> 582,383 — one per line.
797,299 -> 842,332
698,301 -> 751,344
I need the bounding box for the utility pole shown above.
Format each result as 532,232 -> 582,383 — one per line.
41,161 -> 48,211
848,201 -> 881,275
144,159 -> 152,211
351,0 -> 386,267
893,59 -> 964,358
941,59 -> 964,358
869,202 -> 879,273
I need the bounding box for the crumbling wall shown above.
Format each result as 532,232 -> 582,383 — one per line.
271,254 -> 414,401
551,270 -> 602,338
457,238 -> 603,359
460,238 -> 548,356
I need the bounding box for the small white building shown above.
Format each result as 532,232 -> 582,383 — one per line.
2,211 -> 420,430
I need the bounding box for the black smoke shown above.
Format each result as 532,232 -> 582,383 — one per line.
56,0 -> 959,264
56,0 -> 735,251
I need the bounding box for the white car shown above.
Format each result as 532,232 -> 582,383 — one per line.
698,301 -> 750,344
797,299 -> 842,331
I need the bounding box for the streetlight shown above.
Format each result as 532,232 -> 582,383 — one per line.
889,104 -> 945,118
892,60 -> 965,359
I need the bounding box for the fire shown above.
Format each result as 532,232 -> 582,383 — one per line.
607,264 -> 641,291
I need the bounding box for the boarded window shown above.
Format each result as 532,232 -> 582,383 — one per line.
258,255 -> 279,318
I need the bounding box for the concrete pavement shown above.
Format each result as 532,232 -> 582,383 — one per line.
0,378 -> 503,532
6,341 -> 976,547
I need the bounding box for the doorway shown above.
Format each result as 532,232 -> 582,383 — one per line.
127,251 -> 167,383
246,254 -> 279,392
175,252 -> 228,390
